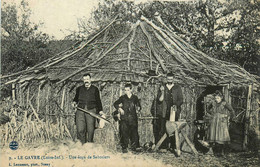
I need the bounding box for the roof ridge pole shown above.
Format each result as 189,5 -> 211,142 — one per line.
151,29 -> 190,68
155,15 -> 217,62
154,16 -> 205,67
127,21 -> 138,70
157,16 -> 230,74
139,21 -> 168,73
140,16 -> 191,70
44,15 -> 119,69
142,16 -> 208,69
155,15 -> 248,76
143,15 -> 220,77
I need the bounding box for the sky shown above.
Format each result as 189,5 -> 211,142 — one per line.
1,0 -> 200,40
2,0 -> 101,39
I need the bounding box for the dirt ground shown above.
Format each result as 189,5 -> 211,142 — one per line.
142,150 -> 259,167
0,139 -> 259,167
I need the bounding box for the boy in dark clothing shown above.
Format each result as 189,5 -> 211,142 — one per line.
113,83 -> 141,153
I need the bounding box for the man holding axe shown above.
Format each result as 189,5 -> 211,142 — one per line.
72,73 -> 105,144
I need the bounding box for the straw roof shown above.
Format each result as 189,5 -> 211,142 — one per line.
1,16 -> 258,86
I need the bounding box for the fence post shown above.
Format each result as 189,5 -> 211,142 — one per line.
243,84 -> 253,150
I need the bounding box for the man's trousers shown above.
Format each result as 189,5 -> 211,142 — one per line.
119,120 -> 140,149
75,108 -> 96,144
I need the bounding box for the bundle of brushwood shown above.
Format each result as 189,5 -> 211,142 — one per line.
0,105 -> 72,147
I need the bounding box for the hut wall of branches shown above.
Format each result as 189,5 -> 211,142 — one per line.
11,80 -> 200,149
2,16 -> 259,150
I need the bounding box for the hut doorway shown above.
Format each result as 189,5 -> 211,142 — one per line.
196,86 -> 223,121
193,85 -> 223,153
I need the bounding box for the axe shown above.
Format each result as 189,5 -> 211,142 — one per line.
76,107 -> 111,124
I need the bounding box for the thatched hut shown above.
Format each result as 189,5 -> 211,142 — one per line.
1,16 -> 259,151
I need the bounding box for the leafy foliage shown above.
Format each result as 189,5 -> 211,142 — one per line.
1,0 -> 51,75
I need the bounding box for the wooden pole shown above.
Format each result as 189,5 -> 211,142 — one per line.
175,125 -> 181,156
189,88 -> 195,140
29,100 -> 41,122
139,22 -> 168,72
11,83 -> 18,116
21,85 -> 25,107
46,84 -> 50,121
243,84 -> 253,150
37,84 -> 41,112
109,84 -> 114,115
60,85 -> 66,133
181,131 -> 198,155
26,86 -> 30,108
116,82 -> 124,131
127,26 -> 136,70
12,83 -> 16,101
61,85 -> 66,111
18,84 -> 22,106
153,133 -> 167,151
191,88 -> 195,119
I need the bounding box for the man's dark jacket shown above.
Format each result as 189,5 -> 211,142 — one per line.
113,94 -> 141,126
73,85 -> 103,114
156,84 -> 183,118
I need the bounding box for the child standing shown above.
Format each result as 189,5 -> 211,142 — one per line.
205,90 -> 236,156
113,83 -> 141,153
